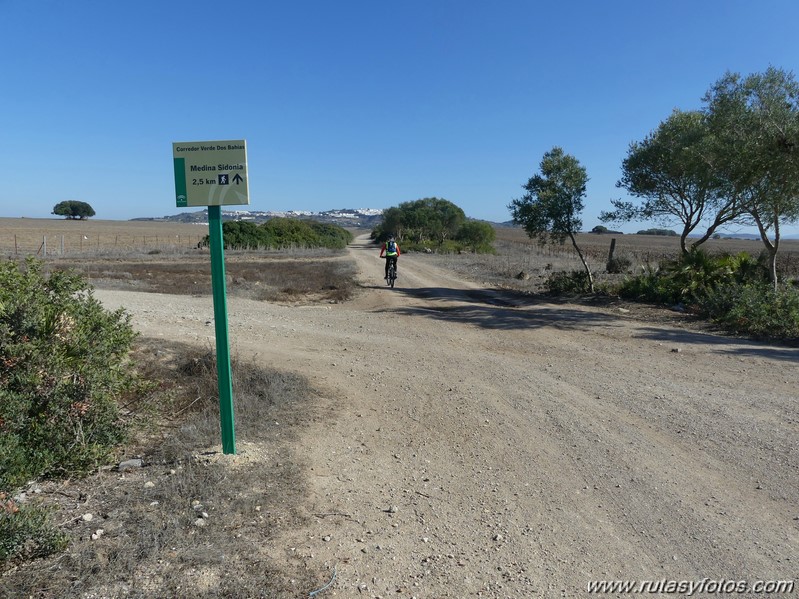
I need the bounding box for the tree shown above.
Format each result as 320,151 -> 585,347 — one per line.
52,200 -> 96,220
373,198 -> 466,245
703,67 -> 799,288
509,147 -> 594,292
456,220 -> 496,251
601,110 -> 742,254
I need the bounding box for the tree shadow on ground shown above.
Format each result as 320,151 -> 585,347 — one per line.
374,286 -> 620,331
374,285 -> 799,361
635,327 -> 799,361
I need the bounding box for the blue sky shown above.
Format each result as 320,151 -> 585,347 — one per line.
2,0 -> 798,234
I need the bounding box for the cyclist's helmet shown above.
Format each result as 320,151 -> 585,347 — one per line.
389,236 -> 395,242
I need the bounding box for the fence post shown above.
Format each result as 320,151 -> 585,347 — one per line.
43,236 -> 47,257
607,238 -> 616,265
61,235 -> 65,255
14,234 -> 18,255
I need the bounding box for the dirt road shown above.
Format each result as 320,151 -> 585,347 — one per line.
95,235 -> 799,597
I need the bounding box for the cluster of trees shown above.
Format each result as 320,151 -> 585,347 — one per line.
637,228 -> 678,236
372,198 -> 495,252
52,201 -> 95,219
203,218 -> 353,250
511,67 -> 799,291
601,67 -> 799,288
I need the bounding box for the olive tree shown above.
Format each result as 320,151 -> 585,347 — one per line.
509,147 -> 594,292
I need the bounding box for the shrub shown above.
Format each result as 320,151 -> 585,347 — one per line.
617,249 -> 769,306
606,255 -> 633,273
202,218 -> 353,250
545,270 -> 592,294
0,493 -> 67,563
0,258 -> 139,492
700,283 -> 799,341
456,220 -> 496,252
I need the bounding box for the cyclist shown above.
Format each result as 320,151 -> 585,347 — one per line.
379,236 -> 400,281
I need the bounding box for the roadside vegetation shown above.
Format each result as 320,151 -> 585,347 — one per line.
201,217 -> 353,250
0,258 -> 330,596
0,258 -> 141,564
495,66 -> 799,343
615,248 -> 799,341
425,226 -> 799,343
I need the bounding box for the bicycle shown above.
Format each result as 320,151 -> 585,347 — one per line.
383,256 -> 397,288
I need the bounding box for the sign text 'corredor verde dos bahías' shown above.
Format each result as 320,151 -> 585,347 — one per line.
173,140 -> 249,207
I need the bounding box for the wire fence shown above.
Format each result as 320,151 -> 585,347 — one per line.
1,234 -> 208,257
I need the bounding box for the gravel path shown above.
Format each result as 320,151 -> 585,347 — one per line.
95,235 -> 799,598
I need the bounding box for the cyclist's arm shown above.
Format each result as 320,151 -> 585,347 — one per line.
379,243 -> 385,257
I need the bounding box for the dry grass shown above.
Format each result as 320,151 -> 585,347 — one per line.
0,217 -> 208,256
40,253 -> 358,305
0,217 -> 359,305
1,339 -> 333,599
424,226 -> 799,294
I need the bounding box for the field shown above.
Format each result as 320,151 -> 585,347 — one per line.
4,217 -> 798,284
0,218 -> 356,304
0,217 -> 208,256
427,226 -> 799,293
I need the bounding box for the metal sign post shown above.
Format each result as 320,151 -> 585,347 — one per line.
172,139 -> 250,455
208,204 -> 235,454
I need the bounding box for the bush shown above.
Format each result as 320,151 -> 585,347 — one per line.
606,255 -> 633,273
0,493 -> 67,563
545,270 -> 592,294
700,283 -> 799,341
614,249 -> 798,341
202,218 -> 353,250
456,220 -> 496,252
0,259 -> 139,492
617,250 -> 769,306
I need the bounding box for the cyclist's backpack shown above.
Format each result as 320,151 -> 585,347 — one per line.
387,240 -> 397,254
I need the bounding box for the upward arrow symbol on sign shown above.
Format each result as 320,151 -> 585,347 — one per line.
232,173 -> 243,184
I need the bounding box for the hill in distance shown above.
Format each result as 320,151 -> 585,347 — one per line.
131,208 -> 384,228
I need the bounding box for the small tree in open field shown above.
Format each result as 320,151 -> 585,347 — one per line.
509,147 -> 594,292
52,200 -> 96,220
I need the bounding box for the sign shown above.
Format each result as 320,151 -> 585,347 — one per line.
173,140 -> 249,207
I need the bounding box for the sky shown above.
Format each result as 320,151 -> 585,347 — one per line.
2,0 -> 799,235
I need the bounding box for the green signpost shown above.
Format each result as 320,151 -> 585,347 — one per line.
172,140 -> 249,454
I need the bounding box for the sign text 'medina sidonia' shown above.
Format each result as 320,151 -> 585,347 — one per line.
173,140 -> 249,208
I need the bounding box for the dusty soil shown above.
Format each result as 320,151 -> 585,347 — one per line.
92,234 -> 799,597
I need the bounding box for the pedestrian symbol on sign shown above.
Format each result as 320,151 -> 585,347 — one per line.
218,174 -> 229,185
